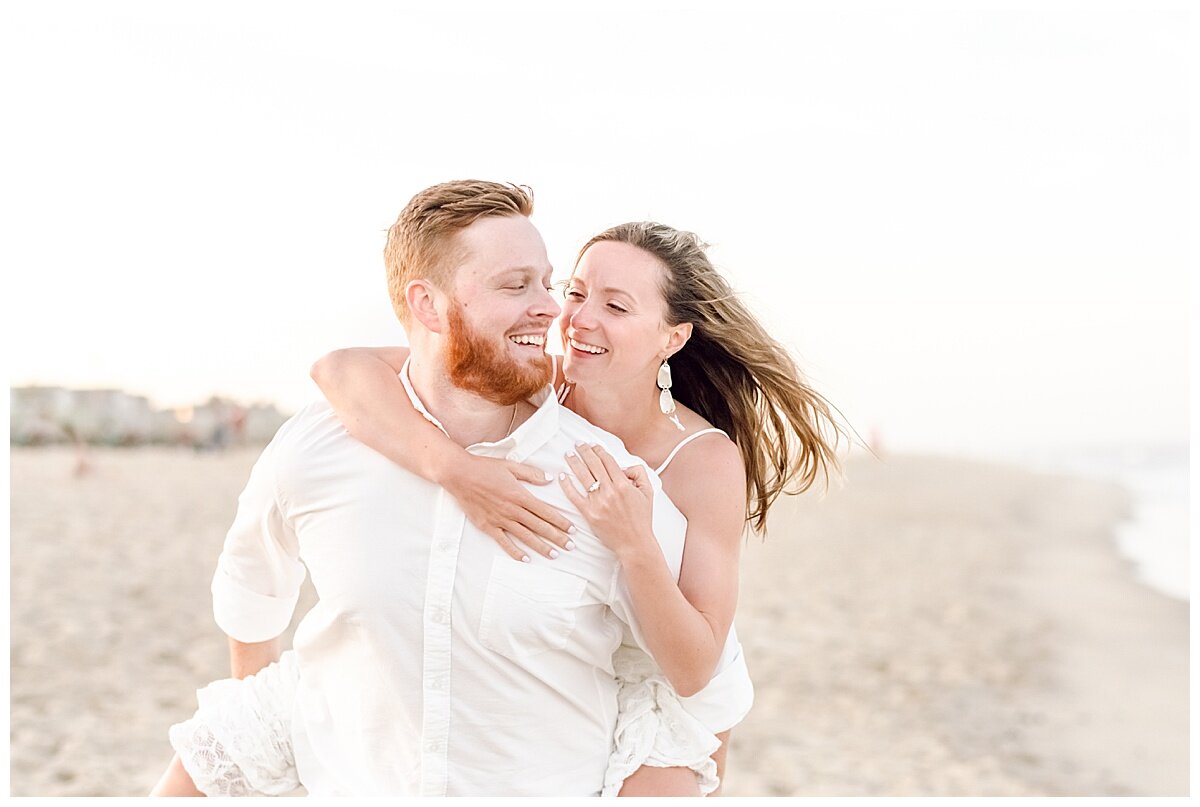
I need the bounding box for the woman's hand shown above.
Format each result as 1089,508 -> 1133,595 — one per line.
439,453 -> 577,562
558,443 -> 656,559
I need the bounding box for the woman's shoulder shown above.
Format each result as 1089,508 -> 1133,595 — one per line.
659,428 -> 746,548
659,410 -> 744,507
671,405 -> 739,461
669,427 -> 743,481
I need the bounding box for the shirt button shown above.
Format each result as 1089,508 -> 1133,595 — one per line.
425,740 -> 441,752
505,451 -> 519,462
431,609 -> 448,624
428,678 -> 445,691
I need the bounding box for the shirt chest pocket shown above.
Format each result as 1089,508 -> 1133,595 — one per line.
478,557 -> 590,662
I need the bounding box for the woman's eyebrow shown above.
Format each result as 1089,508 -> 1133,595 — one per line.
567,278 -> 636,300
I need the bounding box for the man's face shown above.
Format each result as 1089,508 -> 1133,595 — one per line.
442,215 -> 560,406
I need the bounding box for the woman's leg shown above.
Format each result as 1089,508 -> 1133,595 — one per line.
617,764 -> 702,796
149,753 -> 205,797
616,729 -> 733,797
709,730 -> 731,796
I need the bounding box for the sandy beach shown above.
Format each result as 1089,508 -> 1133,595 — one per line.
8,446 -> 1189,796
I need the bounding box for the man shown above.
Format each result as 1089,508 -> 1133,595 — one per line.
152,180 -> 740,796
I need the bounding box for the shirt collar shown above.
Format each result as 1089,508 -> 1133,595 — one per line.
399,357 -> 561,462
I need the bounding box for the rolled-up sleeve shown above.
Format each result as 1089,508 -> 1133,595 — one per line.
678,626 -> 755,733
611,572 -> 755,734
211,437 -> 306,643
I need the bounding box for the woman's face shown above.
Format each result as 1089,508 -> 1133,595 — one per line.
559,240 -> 681,389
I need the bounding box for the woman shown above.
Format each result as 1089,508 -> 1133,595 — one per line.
306,222 -> 845,794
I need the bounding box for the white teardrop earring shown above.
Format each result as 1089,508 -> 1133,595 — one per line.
657,358 -> 686,432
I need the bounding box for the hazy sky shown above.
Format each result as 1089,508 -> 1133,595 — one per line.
3,1 -> 1190,456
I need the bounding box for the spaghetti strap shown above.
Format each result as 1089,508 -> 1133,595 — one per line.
654,428 -> 728,475
552,354 -> 573,404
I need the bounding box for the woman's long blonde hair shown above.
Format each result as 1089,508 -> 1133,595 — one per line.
577,222 -> 849,534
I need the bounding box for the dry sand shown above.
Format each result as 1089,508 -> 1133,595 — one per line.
8,447 -> 1189,796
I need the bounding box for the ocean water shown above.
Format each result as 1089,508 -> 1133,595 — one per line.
1012,443 -> 1190,601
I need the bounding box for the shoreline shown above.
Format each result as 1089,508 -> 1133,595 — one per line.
988,445 -> 1190,603
8,447 -> 1190,795
1110,472 -> 1190,602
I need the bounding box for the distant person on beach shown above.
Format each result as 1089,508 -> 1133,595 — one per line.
62,424 -> 92,477
151,180 -> 843,796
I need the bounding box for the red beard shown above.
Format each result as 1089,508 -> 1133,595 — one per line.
445,303 -> 552,406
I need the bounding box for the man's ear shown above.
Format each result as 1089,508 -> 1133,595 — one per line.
664,322 -> 693,359
406,280 -> 445,333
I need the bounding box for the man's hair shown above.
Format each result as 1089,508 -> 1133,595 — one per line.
384,180 -> 534,324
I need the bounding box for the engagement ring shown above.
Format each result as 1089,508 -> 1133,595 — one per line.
587,481 -> 601,493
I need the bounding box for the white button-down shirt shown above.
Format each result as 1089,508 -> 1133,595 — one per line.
211,363 -> 752,796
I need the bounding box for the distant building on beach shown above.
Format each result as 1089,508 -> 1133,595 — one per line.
9,386 -> 289,448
